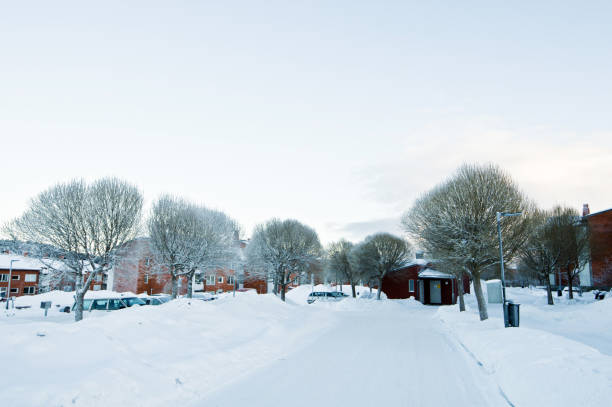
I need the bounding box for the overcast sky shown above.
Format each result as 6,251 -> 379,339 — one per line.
1,1 -> 611,245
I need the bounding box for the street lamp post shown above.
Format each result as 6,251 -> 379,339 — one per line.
496,211 -> 522,327
6,259 -> 20,310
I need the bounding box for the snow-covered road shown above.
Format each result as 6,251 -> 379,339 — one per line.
196,304 -> 510,407
4,287 -> 611,407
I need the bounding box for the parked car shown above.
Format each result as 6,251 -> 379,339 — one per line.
307,291 -> 349,304
191,292 -> 217,301
141,296 -> 171,305
71,296 -> 146,312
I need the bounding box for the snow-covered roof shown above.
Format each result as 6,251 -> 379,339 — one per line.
0,253 -> 93,273
418,268 -> 454,279
0,254 -> 44,271
393,258 -> 430,271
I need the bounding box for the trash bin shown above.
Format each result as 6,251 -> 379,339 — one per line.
505,301 -> 520,327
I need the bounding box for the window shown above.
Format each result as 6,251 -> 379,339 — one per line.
95,274 -> 102,282
0,287 -> 6,297
144,274 -> 149,284
91,299 -> 108,310
409,280 -> 415,292
25,274 -> 37,282
93,284 -> 101,291
23,287 -> 36,295
12,275 -> 19,280
206,275 -> 215,285
10,288 -> 19,294
218,276 -> 224,284
228,276 -> 235,285
63,285 -> 72,292
144,257 -> 151,266
0,274 -> 7,282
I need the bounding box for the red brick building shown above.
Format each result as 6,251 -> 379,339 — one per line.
0,254 -> 41,299
111,239 -> 189,295
583,205 -> 612,289
111,238 -> 268,295
382,260 -> 471,305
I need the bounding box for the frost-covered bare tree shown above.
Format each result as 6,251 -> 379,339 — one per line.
147,196 -> 239,299
402,163 -> 532,321
326,240 -> 358,297
246,219 -> 321,302
350,233 -> 411,300
548,206 -> 590,300
520,209 -> 561,305
4,178 -> 143,321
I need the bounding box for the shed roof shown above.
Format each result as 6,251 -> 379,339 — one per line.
418,268 -> 455,279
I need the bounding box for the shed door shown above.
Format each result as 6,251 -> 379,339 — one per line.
430,280 -> 442,304
418,280 -> 424,303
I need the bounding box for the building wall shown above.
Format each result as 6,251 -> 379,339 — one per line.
0,269 -> 40,298
382,265 -> 421,299
587,209 -> 612,289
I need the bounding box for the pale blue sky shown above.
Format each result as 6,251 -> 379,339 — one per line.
1,1 -> 611,244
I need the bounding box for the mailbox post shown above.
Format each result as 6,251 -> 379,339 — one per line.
40,301 -> 52,317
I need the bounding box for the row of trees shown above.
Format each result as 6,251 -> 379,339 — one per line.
326,234 -> 412,300
402,163 -> 591,321
4,178 -> 243,321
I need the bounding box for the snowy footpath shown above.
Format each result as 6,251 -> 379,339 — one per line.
1,286 -> 611,406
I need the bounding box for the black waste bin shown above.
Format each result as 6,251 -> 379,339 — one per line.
506,301 -> 520,327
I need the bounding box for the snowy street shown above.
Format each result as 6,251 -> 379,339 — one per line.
197,301 -> 509,407
2,286 -> 612,407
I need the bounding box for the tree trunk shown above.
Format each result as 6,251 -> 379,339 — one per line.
186,270 -> 194,298
472,274 -> 488,321
273,273 -> 279,296
74,273 -> 85,322
568,271 -> 574,299
545,277 -> 554,305
457,274 -> 465,312
376,277 -> 383,300
351,282 -> 356,298
280,284 -> 286,302
171,274 -> 178,299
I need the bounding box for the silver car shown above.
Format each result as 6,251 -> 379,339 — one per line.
307,291 -> 349,304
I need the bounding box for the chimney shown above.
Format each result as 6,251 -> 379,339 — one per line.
582,203 -> 590,216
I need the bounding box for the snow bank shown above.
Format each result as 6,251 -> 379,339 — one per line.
0,291 -> 336,407
438,287 -> 612,407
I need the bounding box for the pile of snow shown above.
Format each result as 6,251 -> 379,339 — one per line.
0,292 -> 336,406
438,286 -> 612,406
13,290 -> 76,309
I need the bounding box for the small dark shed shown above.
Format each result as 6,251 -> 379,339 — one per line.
382,261 -> 470,305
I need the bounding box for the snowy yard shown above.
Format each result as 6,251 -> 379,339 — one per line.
1,286 -> 611,407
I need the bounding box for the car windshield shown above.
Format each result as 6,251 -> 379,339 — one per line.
123,297 -> 146,307
72,299 -> 93,311
91,299 -> 109,310
108,299 -> 125,310
157,297 -> 170,303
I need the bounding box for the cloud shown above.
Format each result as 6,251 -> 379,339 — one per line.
326,216 -> 403,243
352,116 -> 612,216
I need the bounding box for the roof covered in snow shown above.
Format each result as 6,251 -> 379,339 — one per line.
0,254 -> 44,271
393,258 -> 430,271
418,268 -> 455,279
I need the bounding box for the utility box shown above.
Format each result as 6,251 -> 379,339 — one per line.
486,279 -> 503,304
